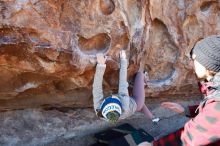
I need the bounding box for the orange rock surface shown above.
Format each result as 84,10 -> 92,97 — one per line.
1,0 -> 219,110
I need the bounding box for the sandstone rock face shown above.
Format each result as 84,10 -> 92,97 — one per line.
0,0 -> 219,110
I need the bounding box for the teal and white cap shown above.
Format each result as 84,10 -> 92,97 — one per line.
100,95 -> 122,122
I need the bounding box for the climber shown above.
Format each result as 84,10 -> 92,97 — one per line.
141,35 -> 220,146
92,50 -> 159,123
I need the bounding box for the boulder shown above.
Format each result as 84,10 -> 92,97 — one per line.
1,0 -> 219,110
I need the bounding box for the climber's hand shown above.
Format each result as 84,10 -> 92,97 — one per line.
161,102 -> 185,113
120,50 -> 126,59
96,53 -> 107,65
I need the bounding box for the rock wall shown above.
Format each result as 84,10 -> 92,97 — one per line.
0,0 -> 219,110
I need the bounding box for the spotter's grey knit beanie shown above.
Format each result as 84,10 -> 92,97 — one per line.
191,35 -> 220,72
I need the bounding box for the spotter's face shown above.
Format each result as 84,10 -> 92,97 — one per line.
191,54 -> 208,79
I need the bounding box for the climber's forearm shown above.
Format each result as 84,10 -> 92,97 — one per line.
92,63 -> 106,112
118,58 -> 129,95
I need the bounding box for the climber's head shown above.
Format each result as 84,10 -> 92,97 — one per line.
100,95 -> 122,123
190,35 -> 220,80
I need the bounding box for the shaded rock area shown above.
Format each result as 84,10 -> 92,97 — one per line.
0,98 -> 200,146
1,0 -> 218,110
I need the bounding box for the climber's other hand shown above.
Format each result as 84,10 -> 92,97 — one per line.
96,53 -> 107,64
119,50 -> 126,59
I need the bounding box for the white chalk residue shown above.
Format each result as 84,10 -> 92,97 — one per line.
147,69 -> 178,90
15,83 -> 39,92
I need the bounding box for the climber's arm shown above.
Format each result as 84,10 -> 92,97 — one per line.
92,54 -> 107,115
118,50 -> 129,96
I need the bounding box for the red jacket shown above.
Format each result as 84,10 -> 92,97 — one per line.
153,75 -> 220,146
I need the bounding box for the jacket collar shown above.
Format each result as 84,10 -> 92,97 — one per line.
199,72 -> 220,97
199,81 -> 215,96
195,72 -> 220,113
